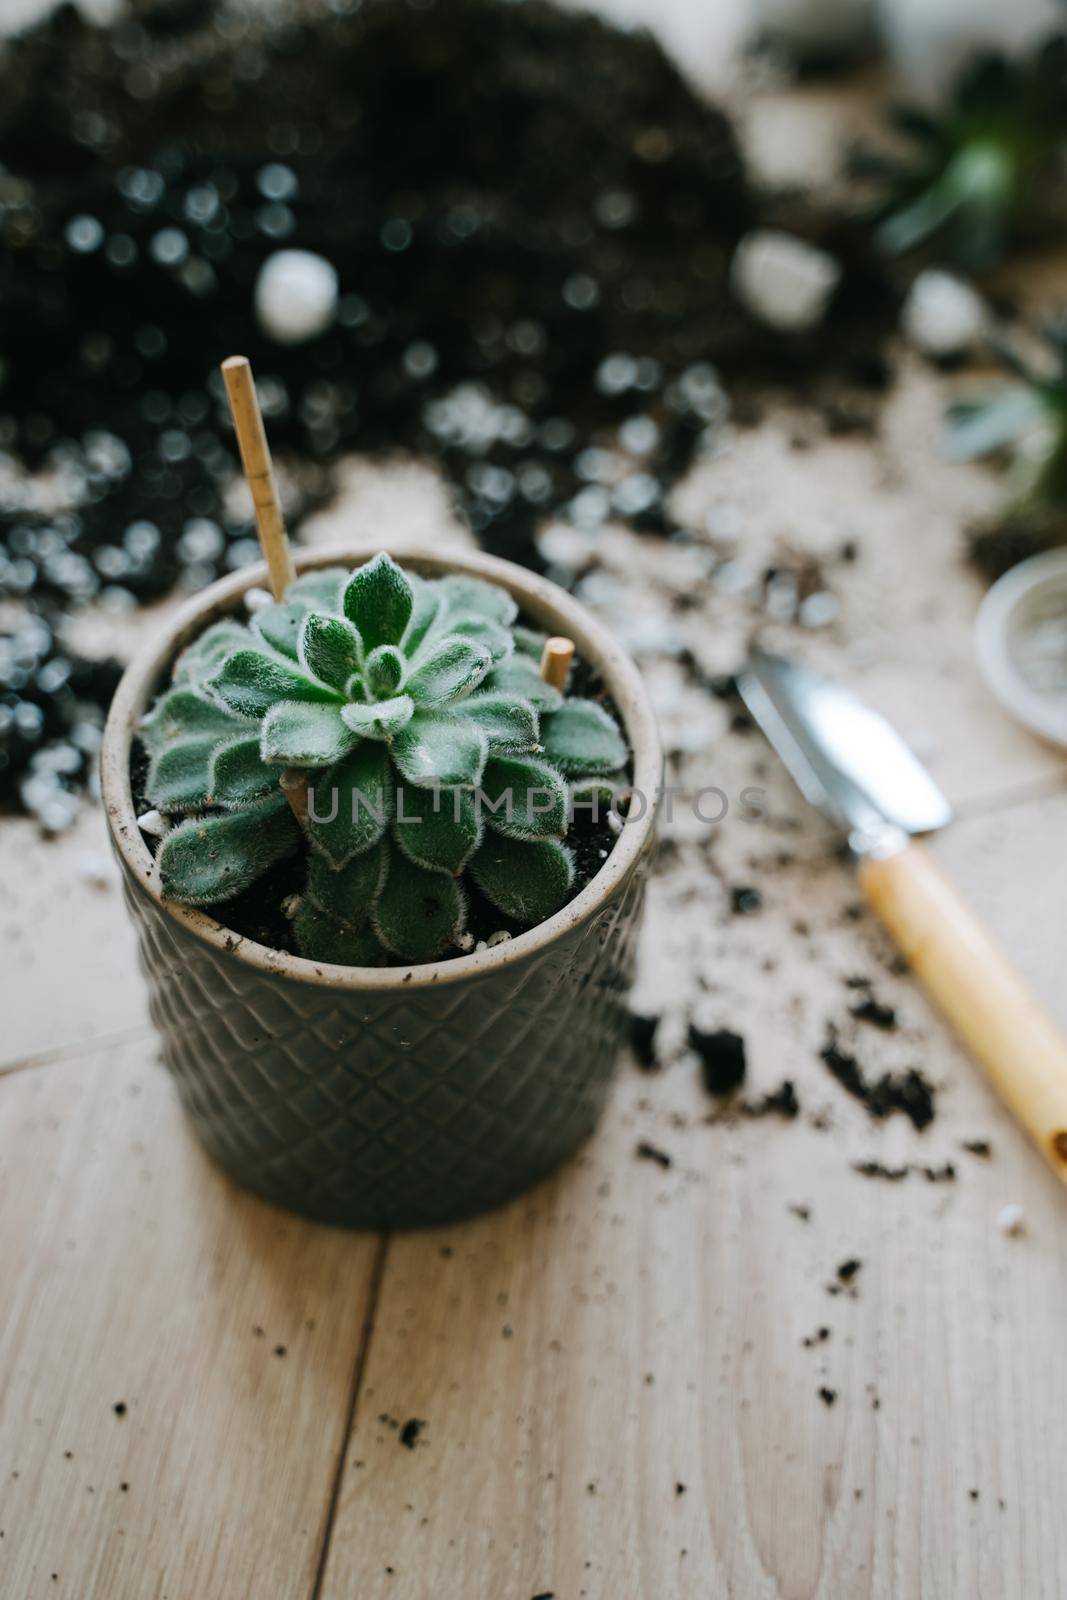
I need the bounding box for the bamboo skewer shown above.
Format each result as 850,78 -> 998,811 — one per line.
540,635 -> 574,692
220,354 -> 307,827
221,355 -> 296,602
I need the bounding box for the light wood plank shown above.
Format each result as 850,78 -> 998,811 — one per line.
0,1041 -> 382,1599
318,791 -> 1067,1599
0,809 -> 147,1069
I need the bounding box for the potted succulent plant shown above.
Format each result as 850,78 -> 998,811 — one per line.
103,536 -> 661,1229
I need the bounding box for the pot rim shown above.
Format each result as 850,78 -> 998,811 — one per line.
102,538 -> 662,990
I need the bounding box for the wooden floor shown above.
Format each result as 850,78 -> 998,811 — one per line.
5,384 -> 1067,1596
4,10 -> 1067,1598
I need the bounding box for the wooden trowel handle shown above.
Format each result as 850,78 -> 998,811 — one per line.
858,838 -> 1067,1184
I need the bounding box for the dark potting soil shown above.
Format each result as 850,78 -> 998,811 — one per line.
690,1024 -> 747,1096
0,0 -> 898,819
130,638 -> 631,965
819,1026 -> 935,1131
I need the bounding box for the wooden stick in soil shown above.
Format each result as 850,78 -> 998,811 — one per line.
220,354 -> 307,827
220,354 -> 296,602
540,636 -> 574,692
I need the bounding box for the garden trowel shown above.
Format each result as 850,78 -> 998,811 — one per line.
737,645 -> 1067,1184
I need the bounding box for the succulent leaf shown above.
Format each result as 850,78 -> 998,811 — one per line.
448,615 -> 514,664
287,566 -> 348,610
392,710 -> 488,789
405,634 -> 492,707
394,784 -> 483,876
146,738 -> 217,814
209,737 -> 277,807
485,654 -> 563,712
373,851 -> 466,961
438,572 -> 518,626
305,840 -> 386,922
298,612 -> 364,690
570,769 -> 629,812
470,835 -> 575,924
307,742 -> 394,869
541,697 -> 626,776
942,386 -> 1048,461
342,552 -> 414,650
481,755 -> 568,841
171,621 -> 249,689
462,692 -> 540,755
512,624 -> 548,659
207,648 -> 342,718
365,644 -> 406,699
340,694 -> 415,739
402,577 -> 444,655
158,794 -> 301,905
261,700 -> 359,766
293,899 -> 385,965
140,687 -> 249,761
251,598 -> 313,660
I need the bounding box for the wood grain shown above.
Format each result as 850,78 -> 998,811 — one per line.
316,790 -> 1067,1600
0,1041 -> 381,1600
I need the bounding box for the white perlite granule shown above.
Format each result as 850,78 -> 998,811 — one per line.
902,270 -> 987,357
730,230 -> 841,334
255,249 -> 339,345
997,1203 -> 1026,1237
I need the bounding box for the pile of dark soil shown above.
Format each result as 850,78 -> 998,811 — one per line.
0,0 -> 895,818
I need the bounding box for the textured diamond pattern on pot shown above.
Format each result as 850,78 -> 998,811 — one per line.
120,854 -> 648,1230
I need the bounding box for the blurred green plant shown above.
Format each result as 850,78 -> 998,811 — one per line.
944,318 -> 1067,571
855,39 -> 1067,270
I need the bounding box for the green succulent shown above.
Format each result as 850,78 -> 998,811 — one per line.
854,40 -> 1067,270
138,553 -> 628,964
943,318 -> 1067,571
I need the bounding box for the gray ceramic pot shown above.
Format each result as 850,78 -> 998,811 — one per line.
103,541 -> 661,1230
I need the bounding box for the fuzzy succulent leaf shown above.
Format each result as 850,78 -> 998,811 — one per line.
340,695 -> 415,739
343,552 -> 414,651
541,697 -> 627,776
405,635 -> 492,707
307,742 -> 394,869
146,738 -> 217,814
207,648 -> 342,719
394,784 -> 483,876
392,710 -> 488,789
437,572 -> 518,626
373,851 -> 466,961
570,769 -> 629,812
298,612 -> 364,691
293,899 -> 385,966
365,644 -> 406,699
402,577 -> 444,654
140,687 -> 249,762
305,840 -> 386,922
512,624 -> 548,660
158,794 -> 300,905
261,700 -> 359,766
251,598 -> 313,660
462,692 -> 540,755
171,621 -> 249,689
287,566 -> 348,610
470,835 -> 575,925
210,737 -> 277,807
481,755 -> 568,841
448,615 -> 514,664
485,654 -> 563,713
